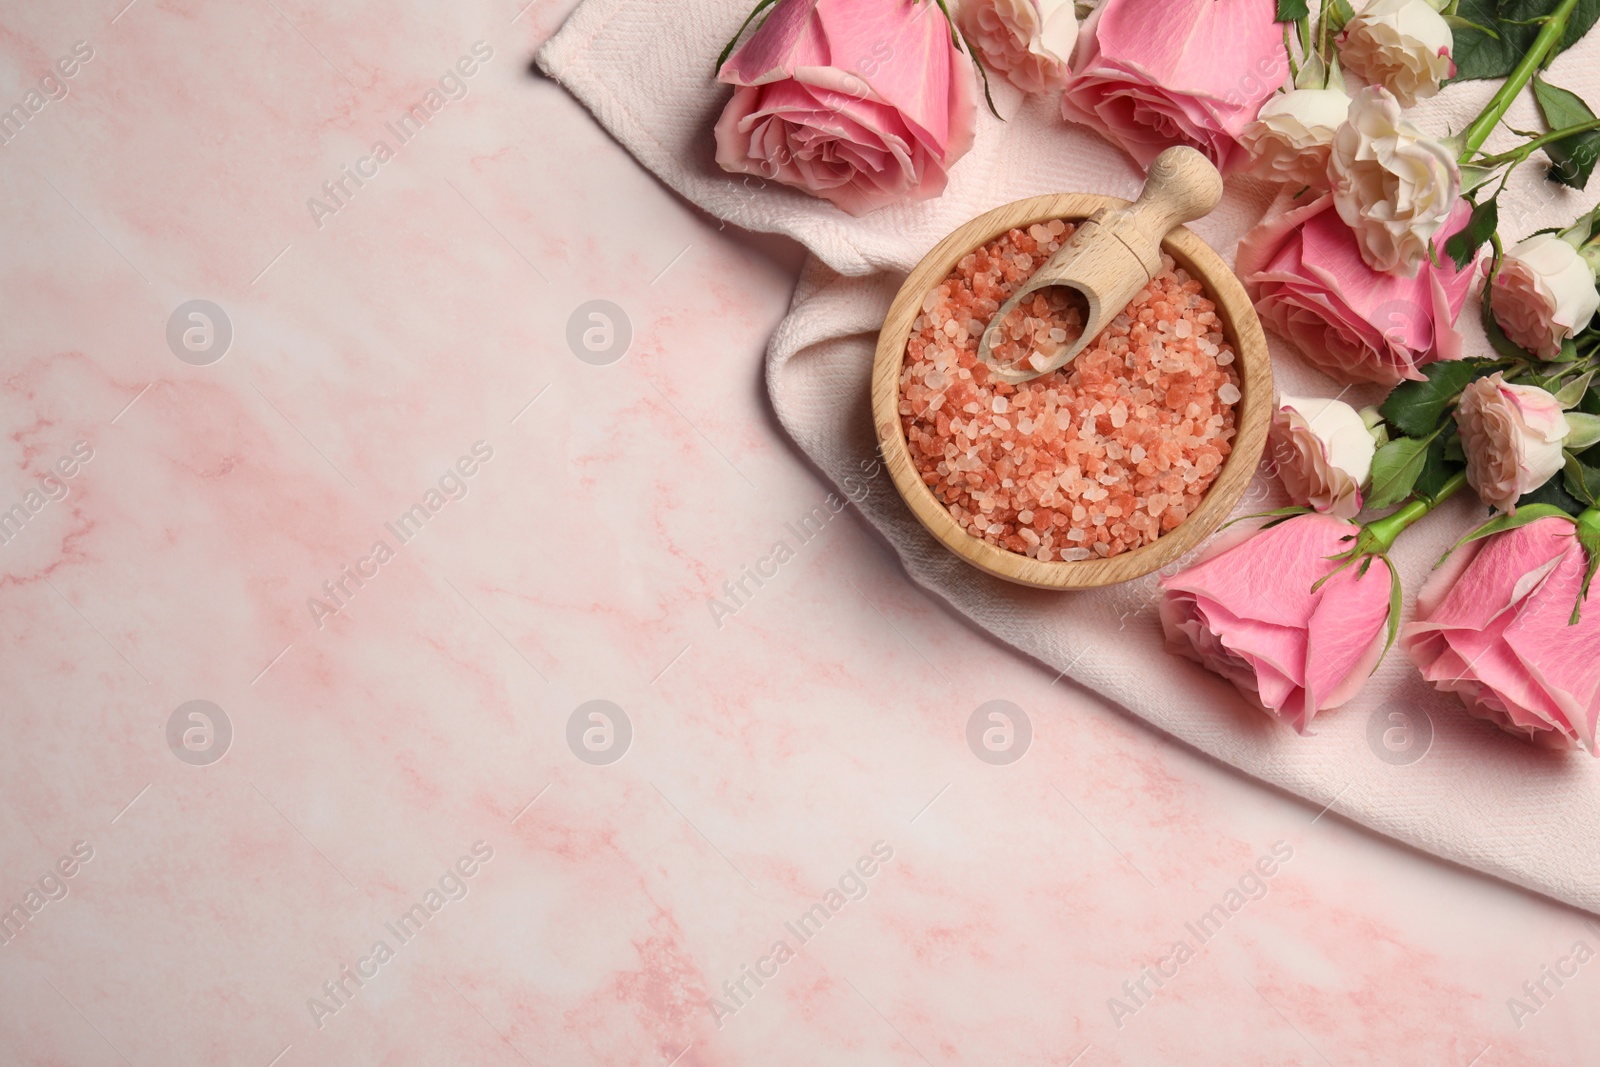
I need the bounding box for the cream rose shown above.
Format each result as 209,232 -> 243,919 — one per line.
1455,373 -> 1569,514
957,0 -> 1078,94
1268,395 -> 1377,519
1240,88 -> 1352,189
1329,85 -> 1460,277
1487,233 -> 1600,359
1338,0 -> 1455,108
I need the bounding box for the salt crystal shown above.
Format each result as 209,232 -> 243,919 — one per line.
897,220 -> 1237,562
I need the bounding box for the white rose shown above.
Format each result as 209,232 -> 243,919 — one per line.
956,0 -> 1078,94
1268,395 -> 1377,519
1240,89 -> 1352,189
1487,233 -> 1600,359
1329,85 -> 1460,277
1339,0 -> 1455,108
1455,373 -> 1569,514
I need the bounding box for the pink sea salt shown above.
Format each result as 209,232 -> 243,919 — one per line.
898,221 -> 1241,562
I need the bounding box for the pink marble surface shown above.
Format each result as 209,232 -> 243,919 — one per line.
1,2 -> 1597,1065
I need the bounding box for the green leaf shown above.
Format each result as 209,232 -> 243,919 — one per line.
1221,505 -> 1315,531
1310,553 -> 1358,594
1438,503 -> 1575,564
1450,0 -> 1600,83
1413,430 -> 1463,502
1379,358 -> 1501,439
1567,411 -> 1600,449
1276,0 -> 1310,19
1573,521 -> 1600,623
1446,13 -> 1501,35
1443,196 -> 1499,270
1564,452 -> 1600,504
1324,0 -> 1356,33
1556,369 -> 1597,409
1518,469 -> 1589,515
1533,77 -> 1600,190
1459,163 -> 1504,195
1366,436 -> 1435,511
1381,557 -> 1403,665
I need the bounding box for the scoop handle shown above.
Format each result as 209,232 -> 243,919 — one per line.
1111,146 -> 1223,264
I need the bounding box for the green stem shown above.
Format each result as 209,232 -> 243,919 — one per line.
1458,0 -> 1581,160
1474,117 -> 1600,167
1364,471 -> 1470,552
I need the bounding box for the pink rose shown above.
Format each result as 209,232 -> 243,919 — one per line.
1236,192 -> 1475,384
1268,394 -> 1377,520
1060,0 -> 1287,173
1160,513 -> 1395,732
1403,517 -> 1600,752
1487,233 -> 1600,360
1455,373 -> 1569,514
714,0 -> 978,216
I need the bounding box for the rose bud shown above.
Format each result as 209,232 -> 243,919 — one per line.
1268,395 -> 1377,519
1403,516 -> 1600,752
1060,0 -> 1287,173
1487,233 -> 1600,360
1329,85 -> 1460,277
714,0 -> 978,216
1236,191 -> 1474,384
956,0 -> 1078,94
1160,513 -> 1395,733
1338,0 -> 1455,108
1239,88 -> 1352,189
1455,373 -> 1569,514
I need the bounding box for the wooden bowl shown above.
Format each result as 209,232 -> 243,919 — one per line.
870,193 -> 1272,589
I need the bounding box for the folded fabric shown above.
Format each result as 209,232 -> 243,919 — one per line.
539,0 -> 1600,914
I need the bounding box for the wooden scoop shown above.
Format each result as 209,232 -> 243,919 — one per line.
974,146 -> 1224,385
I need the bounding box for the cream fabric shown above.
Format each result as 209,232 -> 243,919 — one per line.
540,1 -> 1600,913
